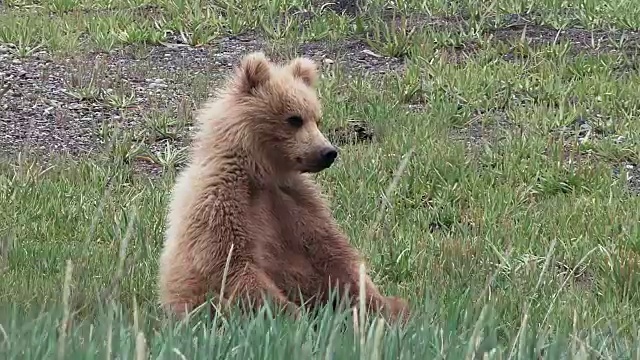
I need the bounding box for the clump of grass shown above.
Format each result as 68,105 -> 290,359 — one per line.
0,13 -> 46,57
363,13 -> 419,58
63,59 -> 109,101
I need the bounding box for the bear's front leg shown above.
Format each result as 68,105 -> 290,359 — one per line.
326,260 -> 410,323
381,296 -> 411,323
289,177 -> 411,323
309,229 -> 410,323
160,261 -> 299,320
222,264 -> 300,318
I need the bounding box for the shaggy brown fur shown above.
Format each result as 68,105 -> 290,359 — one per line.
157,52 -> 410,322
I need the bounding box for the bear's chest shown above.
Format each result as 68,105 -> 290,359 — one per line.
248,185 -> 320,291
249,184 -> 312,246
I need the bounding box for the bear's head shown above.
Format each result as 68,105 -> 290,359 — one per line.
224,52 -> 338,174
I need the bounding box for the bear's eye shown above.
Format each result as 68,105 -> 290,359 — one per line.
287,115 -> 304,128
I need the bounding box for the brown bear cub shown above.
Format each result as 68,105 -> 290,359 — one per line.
157,52 -> 410,323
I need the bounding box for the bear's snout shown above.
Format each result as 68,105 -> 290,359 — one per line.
316,146 -> 338,170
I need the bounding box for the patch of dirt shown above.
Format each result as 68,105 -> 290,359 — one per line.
427,11 -> 640,58
626,165 -> 640,194
554,260 -> 596,290
266,37 -> 407,75
449,110 -> 517,151
548,116 -> 640,194
370,11 -> 640,63
549,115 -> 617,144
1,51 -> 121,157
450,111 -> 640,195
488,22 -> 640,59
325,120 -> 375,146
426,218 -> 475,234
0,35 -> 262,160
314,0 -> 363,15
614,162 -> 640,195
437,43 -> 481,64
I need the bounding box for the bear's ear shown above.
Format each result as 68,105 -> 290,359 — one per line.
286,57 -> 318,87
234,52 -> 272,94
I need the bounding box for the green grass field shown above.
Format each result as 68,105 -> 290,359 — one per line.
2,0 -> 640,358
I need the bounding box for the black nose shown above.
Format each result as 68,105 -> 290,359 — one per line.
320,147 -> 338,167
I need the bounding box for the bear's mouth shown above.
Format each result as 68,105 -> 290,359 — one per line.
296,157 -> 315,173
295,150 -> 338,173
300,161 -> 334,174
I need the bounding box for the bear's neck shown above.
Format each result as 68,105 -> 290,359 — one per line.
190,121 -> 296,187
192,143 -> 293,190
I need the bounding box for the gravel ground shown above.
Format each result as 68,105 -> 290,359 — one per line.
1,35 -> 256,158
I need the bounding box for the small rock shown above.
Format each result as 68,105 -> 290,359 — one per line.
323,58 -> 335,65
149,82 -> 168,89
12,59 -> 21,64
67,103 -> 85,110
577,122 -> 591,142
361,49 -> 382,58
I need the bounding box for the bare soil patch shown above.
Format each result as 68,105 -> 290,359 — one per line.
449,110 -> 516,151
325,119 -> 376,146
489,23 -> 640,58
293,38 -> 406,73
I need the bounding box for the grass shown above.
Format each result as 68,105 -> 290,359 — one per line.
1,0 -> 640,358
